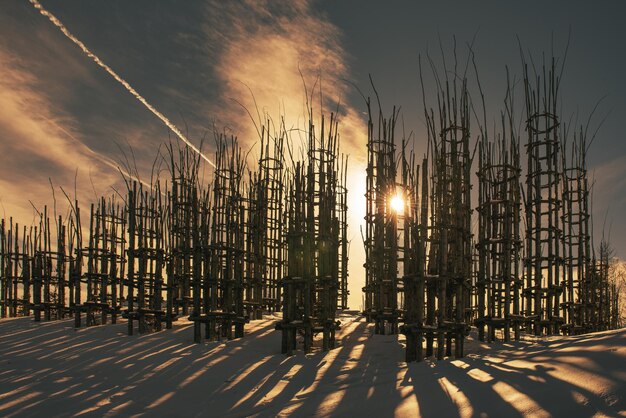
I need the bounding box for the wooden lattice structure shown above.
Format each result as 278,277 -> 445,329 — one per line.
245,125 -> 285,318
337,154 -> 350,310
278,111 -> 346,354
1,219 -> 32,318
166,143 -> 209,328
73,198 -> 126,326
188,135 -> 248,341
592,240 -> 613,331
400,51 -> 475,360
476,136 -> 523,342
34,208 -> 71,322
560,128 -> 592,334
125,181 -> 167,335
521,55 -> 564,335
362,99 -> 403,335
426,97 -> 473,358
400,145 -> 426,362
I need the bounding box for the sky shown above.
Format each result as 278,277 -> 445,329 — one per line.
1,0 -> 625,310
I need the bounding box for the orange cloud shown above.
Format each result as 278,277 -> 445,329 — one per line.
0,48 -> 121,224
205,0 -> 366,154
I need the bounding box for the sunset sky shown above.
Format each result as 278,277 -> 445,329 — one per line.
1,1 -> 625,309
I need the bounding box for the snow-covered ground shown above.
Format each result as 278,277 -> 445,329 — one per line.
0,313 -> 624,417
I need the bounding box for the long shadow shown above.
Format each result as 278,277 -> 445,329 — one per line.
0,315 -> 623,417
148,317 -> 360,417
0,316 -> 207,416
422,330 -> 626,417
259,317 -> 380,417
479,336 -> 626,416
220,316 -> 457,417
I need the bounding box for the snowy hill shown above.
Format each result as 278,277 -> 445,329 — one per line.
0,314 -> 624,417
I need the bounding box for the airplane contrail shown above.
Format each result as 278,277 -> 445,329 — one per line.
43,115 -> 160,192
29,0 -> 216,168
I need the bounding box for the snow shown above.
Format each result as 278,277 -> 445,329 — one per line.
0,313 -> 624,417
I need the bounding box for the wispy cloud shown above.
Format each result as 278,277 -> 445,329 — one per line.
203,0 -> 366,156
0,47 -> 121,223
28,0 -> 216,168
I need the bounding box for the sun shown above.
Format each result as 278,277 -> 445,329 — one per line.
389,193 -> 404,214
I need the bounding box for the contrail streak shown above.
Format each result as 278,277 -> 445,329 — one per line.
43,115 -> 159,192
29,0 -> 216,168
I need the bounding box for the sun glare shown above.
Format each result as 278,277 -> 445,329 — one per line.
390,194 -> 404,214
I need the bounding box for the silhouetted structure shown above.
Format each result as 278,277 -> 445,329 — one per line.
278,111 -> 347,354
476,136 -> 522,342
362,99 -> 403,335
